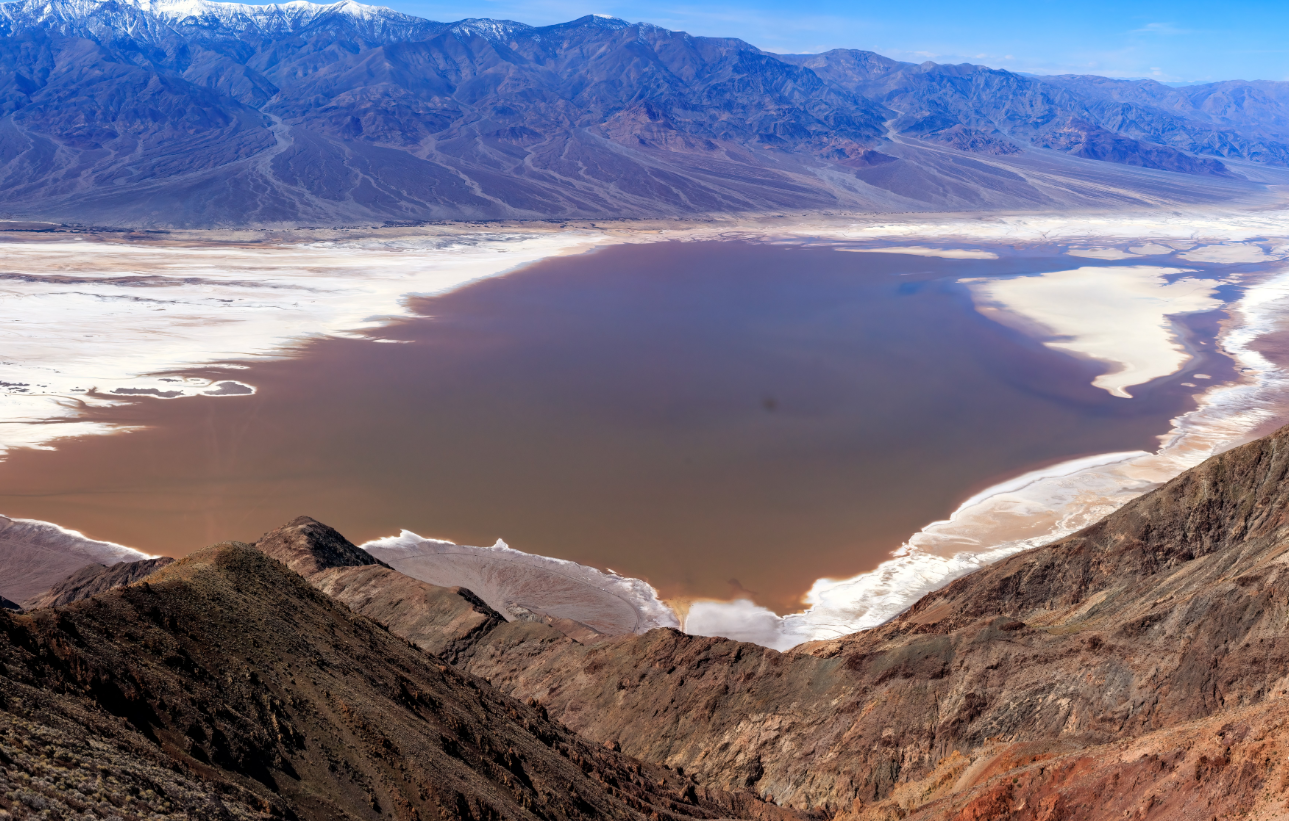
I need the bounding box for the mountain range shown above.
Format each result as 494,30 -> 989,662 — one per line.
4,0 -> 1289,225
8,425 -> 1289,817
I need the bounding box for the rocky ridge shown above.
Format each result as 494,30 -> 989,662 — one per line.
0,541 -> 799,820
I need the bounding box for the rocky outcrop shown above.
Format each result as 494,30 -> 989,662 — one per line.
253,517 -> 511,660
0,542 -> 800,821
20,557 -> 174,610
254,515 -> 389,577
255,519 -> 616,654
444,423 -> 1289,817
1035,116 -> 1232,175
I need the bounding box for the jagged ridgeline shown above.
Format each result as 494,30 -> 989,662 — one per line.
9,426 -> 1289,818
2,0 -> 1289,225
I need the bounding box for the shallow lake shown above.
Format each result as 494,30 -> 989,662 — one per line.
0,240 -> 1236,612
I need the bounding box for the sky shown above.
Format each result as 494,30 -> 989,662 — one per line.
340,0 -> 1289,83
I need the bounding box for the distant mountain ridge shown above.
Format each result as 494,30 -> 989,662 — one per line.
2,0 -> 1288,225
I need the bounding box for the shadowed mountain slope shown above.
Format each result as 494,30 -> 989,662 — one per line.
20,556 -> 174,610
0,541 -> 800,820
431,423 -> 1289,818
0,0 -> 1286,225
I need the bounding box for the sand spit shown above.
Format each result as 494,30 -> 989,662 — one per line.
0,514 -> 150,603
362,531 -> 678,636
837,246 -> 999,259
964,265 -> 1222,398
7,205 -> 1289,648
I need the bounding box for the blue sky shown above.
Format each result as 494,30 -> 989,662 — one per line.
358,0 -> 1289,82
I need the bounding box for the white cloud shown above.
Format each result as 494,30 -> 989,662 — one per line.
1133,22 -> 1187,35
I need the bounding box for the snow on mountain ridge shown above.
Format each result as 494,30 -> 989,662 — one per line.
445,17 -> 531,42
0,0 -> 432,37
130,0 -> 418,27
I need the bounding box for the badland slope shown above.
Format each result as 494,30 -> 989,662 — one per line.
2,0 -> 1288,225
0,542 -> 798,821
398,424 -> 1289,818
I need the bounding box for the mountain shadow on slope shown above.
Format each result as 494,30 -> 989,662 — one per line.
20,557 -> 175,610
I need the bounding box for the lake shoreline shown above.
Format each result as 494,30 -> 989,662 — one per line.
3,207 -> 1289,648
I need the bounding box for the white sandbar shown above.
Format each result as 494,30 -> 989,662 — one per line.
963,266 -> 1222,398
837,246 -> 999,259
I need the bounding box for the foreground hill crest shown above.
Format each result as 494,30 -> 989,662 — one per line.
0,540 -> 801,820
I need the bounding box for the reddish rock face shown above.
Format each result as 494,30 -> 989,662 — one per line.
437,424 -> 1289,817
253,515 -> 389,577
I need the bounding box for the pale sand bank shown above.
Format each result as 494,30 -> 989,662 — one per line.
1066,247 -> 1138,260
837,246 -> 999,259
964,266 -> 1222,398
0,232 -> 610,457
0,515 -> 150,603
362,532 -> 678,636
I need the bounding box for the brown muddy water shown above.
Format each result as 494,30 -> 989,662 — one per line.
0,241 -> 1240,613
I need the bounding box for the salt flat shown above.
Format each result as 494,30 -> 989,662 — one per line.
5,205 -> 1289,649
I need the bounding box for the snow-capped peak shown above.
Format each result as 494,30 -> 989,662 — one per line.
124,0 -> 419,28
0,0 -> 434,38
446,17 -> 530,42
